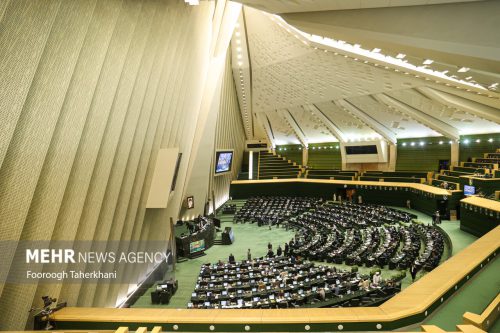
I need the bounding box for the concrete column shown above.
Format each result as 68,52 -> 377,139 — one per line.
451,141 -> 459,167
340,143 -> 347,170
248,151 -> 253,179
388,143 -> 397,171
302,147 -> 308,167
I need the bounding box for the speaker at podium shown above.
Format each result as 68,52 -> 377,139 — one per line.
222,227 -> 234,245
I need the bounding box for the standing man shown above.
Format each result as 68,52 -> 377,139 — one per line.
247,249 -> 252,261
284,243 -> 289,257
277,245 -> 283,257
410,264 -> 418,282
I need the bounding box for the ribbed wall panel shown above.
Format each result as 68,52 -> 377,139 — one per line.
73,0 -> 153,307
212,53 -> 246,208
0,0 -> 60,171
30,0 -> 124,314
0,1 -> 95,324
0,0 -> 227,329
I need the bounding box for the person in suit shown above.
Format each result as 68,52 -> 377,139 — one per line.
247,249 -> 252,261
228,253 -> 235,264
410,264 -> 418,282
284,243 -> 289,256
276,245 -> 283,257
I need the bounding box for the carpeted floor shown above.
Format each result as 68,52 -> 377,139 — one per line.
409,256 -> 499,332
132,201 -> 482,312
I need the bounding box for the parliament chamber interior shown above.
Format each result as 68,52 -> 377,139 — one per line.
0,0 -> 499,333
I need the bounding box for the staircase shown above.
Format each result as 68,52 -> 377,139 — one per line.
258,150 -> 302,179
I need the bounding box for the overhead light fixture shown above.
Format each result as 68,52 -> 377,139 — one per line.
458,67 -> 470,73
439,141 -> 443,145
184,0 -> 199,5
372,48 -> 381,53
402,142 -> 407,146
396,53 -> 406,59
419,142 -> 425,146
423,59 -> 434,65
488,138 -> 493,142
476,139 -> 481,143
449,140 -> 453,144
463,139 -> 470,144
410,142 -> 415,146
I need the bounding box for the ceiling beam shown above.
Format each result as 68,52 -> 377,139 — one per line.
373,93 -> 460,140
278,109 -> 309,148
304,104 -> 347,142
255,112 -> 276,148
334,100 -> 397,144
416,87 -> 500,125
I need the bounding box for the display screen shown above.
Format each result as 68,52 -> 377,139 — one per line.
189,239 -> 205,254
345,145 -> 378,155
464,185 -> 475,196
215,151 -> 233,174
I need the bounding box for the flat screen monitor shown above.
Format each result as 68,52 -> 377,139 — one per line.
238,289 -> 243,294
222,290 -> 228,295
191,292 -> 197,297
237,299 -> 243,305
215,150 -> 234,175
204,302 -> 210,306
269,294 -> 275,300
464,185 -> 475,196
253,297 -> 259,302
221,301 -> 227,306
252,287 -> 257,292
285,292 -> 290,297
190,239 -> 205,254
312,286 -> 317,292
279,283 -> 284,288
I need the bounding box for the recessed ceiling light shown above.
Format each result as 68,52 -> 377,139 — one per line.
372,48 -> 381,53
402,142 -> 407,146
423,59 -> 434,65
476,139 -> 481,143
458,67 -> 470,73
396,53 -> 406,59
463,139 -> 470,144
439,141 -> 443,145
410,142 -> 415,146
488,138 -> 493,142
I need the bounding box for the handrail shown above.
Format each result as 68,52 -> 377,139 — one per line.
463,293 -> 500,331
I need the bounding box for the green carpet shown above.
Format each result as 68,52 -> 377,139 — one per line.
415,256 -> 500,331
132,201 -> 482,315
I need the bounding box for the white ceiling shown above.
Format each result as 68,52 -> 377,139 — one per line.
232,0 -> 484,14
230,2 -> 500,146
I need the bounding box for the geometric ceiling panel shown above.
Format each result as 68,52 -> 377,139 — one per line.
347,95 -> 442,139
287,106 -> 336,144
246,7 -> 425,112
387,89 -> 500,135
233,2 -> 500,145
313,101 -> 378,141
264,110 -> 301,145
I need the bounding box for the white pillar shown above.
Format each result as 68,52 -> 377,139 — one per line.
248,151 -> 253,179
302,147 -> 308,167
451,141 -> 459,167
389,143 -> 397,171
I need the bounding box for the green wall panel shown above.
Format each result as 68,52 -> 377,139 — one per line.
459,133 -> 500,162
396,137 -> 450,172
308,143 -> 341,169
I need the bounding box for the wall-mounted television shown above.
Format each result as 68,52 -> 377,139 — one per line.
189,239 -> 205,254
215,150 -> 234,175
464,185 -> 475,196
